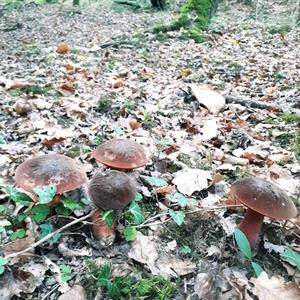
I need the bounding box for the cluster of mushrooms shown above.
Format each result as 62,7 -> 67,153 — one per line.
14,140 -> 297,249
15,138 -> 147,242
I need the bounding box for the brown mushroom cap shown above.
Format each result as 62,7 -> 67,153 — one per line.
91,139 -> 147,170
15,154 -> 87,194
88,170 -> 136,210
231,177 -> 297,220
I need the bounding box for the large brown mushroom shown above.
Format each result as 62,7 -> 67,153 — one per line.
88,170 -> 136,241
230,177 -> 298,249
15,154 -> 87,204
91,138 -> 147,170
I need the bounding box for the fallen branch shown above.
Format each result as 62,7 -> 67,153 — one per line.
225,95 -> 282,111
5,209 -> 98,260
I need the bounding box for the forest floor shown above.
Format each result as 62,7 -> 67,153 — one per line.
0,0 -> 300,299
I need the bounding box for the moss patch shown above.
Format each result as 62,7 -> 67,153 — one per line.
154,0 -> 217,42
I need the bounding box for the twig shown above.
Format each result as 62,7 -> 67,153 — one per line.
225,95 -> 282,111
5,209 -> 98,260
136,204 -> 243,228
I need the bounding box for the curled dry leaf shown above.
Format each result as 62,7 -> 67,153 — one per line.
172,169 -> 211,196
58,285 -> 86,300
194,273 -> 215,299
149,253 -> 196,278
251,272 -> 300,300
128,232 -> 158,265
190,84 -> 225,114
58,242 -> 92,258
56,42 -> 70,54
14,101 -> 32,115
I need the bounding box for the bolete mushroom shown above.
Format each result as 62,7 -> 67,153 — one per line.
230,177 -> 298,249
15,154 -> 87,205
91,138 -> 147,170
88,170 -> 136,241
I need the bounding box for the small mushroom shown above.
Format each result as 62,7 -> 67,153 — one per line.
15,154 -> 87,205
88,170 -> 136,241
91,138 -> 147,170
230,177 -> 298,249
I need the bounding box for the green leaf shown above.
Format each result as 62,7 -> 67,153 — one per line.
124,226 -> 137,241
0,256 -> 7,266
80,197 -> 91,206
98,264 -> 112,290
281,248 -> 300,270
39,223 -> 60,243
0,219 -> 12,227
60,264 -> 72,274
170,193 -> 196,207
102,210 -> 114,228
61,197 -> 81,211
109,277 -> 123,297
251,261 -> 264,277
10,229 -> 26,240
55,203 -> 71,216
0,135 -> 6,144
33,184 -> 57,204
61,274 -> 73,282
0,205 -> 5,213
169,209 -> 185,226
140,175 -> 168,187
134,192 -> 143,202
0,266 -> 4,275
31,204 -> 50,222
128,201 -> 144,225
180,245 -> 191,254
5,187 -> 33,206
234,229 -> 252,260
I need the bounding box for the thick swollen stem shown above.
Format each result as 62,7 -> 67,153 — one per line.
90,208 -> 116,243
239,208 -> 264,249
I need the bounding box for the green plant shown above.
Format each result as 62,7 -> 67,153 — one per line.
95,97 -> 112,113
281,113 -> 300,125
0,257 -> 7,275
97,264 -> 178,299
292,131 -> 300,160
234,229 -> 264,277
60,264 -> 73,282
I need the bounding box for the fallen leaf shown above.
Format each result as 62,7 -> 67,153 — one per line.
128,232 -> 158,265
194,273 -> 215,299
190,84 -> 225,114
5,79 -> 32,90
251,272 -> 300,300
172,169 -> 211,196
58,285 -> 86,300
201,118 -> 218,141
56,42 -> 70,54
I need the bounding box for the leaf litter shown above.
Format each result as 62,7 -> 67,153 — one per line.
0,0 -> 299,299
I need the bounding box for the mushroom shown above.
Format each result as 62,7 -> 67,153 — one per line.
87,170 -> 136,241
230,177 -> 298,249
91,138 -> 147,170
15,154 -> 87,205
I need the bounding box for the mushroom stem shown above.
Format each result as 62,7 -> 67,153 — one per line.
239,208 -> 264,249
90,208 -> 116,242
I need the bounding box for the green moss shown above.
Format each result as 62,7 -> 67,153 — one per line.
292,131 -> 300,161
281,113 -> 300,125
153,0 -> 216,43
95,97 -> 112,113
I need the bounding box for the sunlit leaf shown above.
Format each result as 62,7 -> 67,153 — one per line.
102,210 -> 114,228
5,187 -> 33,206
10,229 -> 26,240
31,204 -> 50,222
251,261 -> 264,277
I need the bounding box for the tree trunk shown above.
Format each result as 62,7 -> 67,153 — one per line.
151,0 -> 166,9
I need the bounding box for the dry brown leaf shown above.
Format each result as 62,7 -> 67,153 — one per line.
251,272 -> 300,300
155,185 -> 175,195
172,169 -> 211,196
4,236 -> 35,259
190,84 -> 225,114
14,101 -> 32,115
128,232 -> 158,265
129,119 -> 141,130
111,78 -> 125,88
60,83 -> 75,95
5,79 -> 32,90
56,42 -> 70,54
58,285 -> 86,300
194,273 -> 215,299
